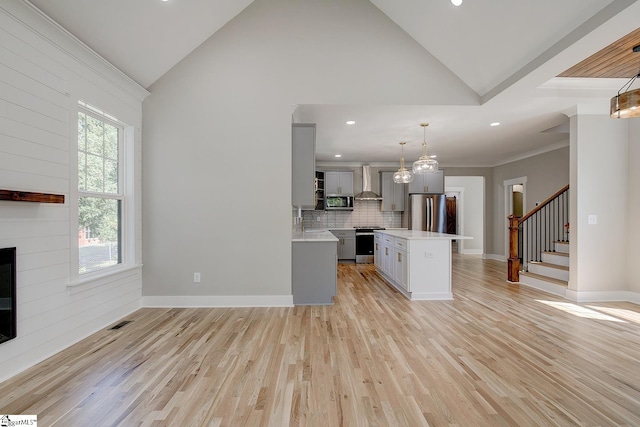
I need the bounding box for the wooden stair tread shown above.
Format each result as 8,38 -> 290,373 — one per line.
520,271 -> 568,287
543,251 -> 569,257
528,261 -> 569,271
553,240 -> 569,244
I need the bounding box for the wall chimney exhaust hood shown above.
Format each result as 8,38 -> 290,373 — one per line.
355,166 -> 382,201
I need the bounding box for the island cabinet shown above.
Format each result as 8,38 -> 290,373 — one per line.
377,233 -> 408,290
408,170 -> 444,194
292,231 -> 338,305
380,233 -> 394,276
325,171 -> 354,195
374,233 -> 382,270
374,229 -> 471,300
393,238 -> 409,291
380,171 -> 405,211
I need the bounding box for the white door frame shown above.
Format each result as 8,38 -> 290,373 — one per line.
504,176 -> 527,259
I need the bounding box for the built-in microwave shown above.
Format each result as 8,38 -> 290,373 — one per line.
325,195 -> 354,211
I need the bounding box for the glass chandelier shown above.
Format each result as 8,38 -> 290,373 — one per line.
412,123 -> 439,173
393,142 -> 414,183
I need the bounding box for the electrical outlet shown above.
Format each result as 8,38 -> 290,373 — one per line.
588,214 -> 597,225
194,272 -> 201,283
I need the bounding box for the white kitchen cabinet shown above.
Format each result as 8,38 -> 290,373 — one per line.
374,234 -> 382,270
381,234 -> 394,276
292,123 -> 316,208
408,170 -> 444,194
325,171 -> 354,195
394,239 -> 409,291
380,171 -> 406,211
374,230 -> 471,300
330,229 -> 356,260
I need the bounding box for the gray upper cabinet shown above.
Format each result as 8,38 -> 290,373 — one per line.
408,170 -> 444,194
292,123 -> 316,208
380,171 -> 405,211
325,171 -> 354,195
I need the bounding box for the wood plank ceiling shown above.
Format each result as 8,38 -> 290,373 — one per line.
559,27 -> 640,78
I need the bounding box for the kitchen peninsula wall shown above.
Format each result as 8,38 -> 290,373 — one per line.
301,200 -> 402,229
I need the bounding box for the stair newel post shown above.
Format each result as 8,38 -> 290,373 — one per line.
508,215 -> 521,282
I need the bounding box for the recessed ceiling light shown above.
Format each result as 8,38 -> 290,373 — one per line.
346,120 -> 355,125
451,0 -> 462,6
490,122 -> 501,127
335,154 -> 342,158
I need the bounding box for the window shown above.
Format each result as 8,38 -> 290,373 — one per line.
77,106 -> 124,275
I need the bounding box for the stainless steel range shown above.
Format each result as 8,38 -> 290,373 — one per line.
354,226 -> 385,263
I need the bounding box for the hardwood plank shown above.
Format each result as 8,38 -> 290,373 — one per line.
2,255 -> 640,425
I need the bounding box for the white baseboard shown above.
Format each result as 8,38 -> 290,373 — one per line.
141,295 -> 294,308
519,277 -> 567,298
461,249 -> 483,255
565,289 -> 640,304
410,292 -> 453,301
627,292 -> 640,305
484,253 -> 507,262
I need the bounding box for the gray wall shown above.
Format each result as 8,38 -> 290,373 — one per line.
443,167 -> 493,254
445,176 -> 485,254
442,146 -> 570,258
627,119 -> 640,293
570,116 -> 628,295
492,145 -> 570,258
141,0 -> 477,300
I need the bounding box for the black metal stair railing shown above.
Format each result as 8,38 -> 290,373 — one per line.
508,185 -> 569,282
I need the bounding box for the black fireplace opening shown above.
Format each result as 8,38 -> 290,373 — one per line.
0,247 -> 17,344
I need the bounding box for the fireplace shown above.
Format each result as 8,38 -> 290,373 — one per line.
0,247 -> 16,344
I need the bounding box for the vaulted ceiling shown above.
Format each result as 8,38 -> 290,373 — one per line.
26,0 -> 640,166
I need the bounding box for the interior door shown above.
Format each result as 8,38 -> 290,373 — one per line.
446,196 -> 457,235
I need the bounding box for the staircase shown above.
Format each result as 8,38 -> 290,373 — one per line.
507,184 -> 570,298
518,240 -> 568,297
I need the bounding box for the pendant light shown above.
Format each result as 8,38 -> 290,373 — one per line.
611,44 -> 640,119
413,123 -> 439,173
393,142 -> 414,184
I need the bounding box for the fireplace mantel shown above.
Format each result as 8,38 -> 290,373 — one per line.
0,190 -> 65,204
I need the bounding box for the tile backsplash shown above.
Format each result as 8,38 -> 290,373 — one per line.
298,200 -> 402,229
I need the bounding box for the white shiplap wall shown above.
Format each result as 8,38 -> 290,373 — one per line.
0,1 -> 148,382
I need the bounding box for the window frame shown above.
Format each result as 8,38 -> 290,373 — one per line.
76,103 -> 128,278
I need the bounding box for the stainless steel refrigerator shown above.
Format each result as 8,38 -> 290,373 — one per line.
408,194 -> 447,232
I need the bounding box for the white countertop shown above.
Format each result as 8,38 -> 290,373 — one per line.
292,230 -> 339,242
374,229 -> 473,240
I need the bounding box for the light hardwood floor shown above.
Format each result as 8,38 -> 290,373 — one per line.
2,255 -> 640,426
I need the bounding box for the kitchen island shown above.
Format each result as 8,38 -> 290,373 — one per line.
292,230 -> 338,305
374,229 -> 472,300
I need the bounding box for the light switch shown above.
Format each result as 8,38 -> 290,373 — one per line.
588,215 -> 597,225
